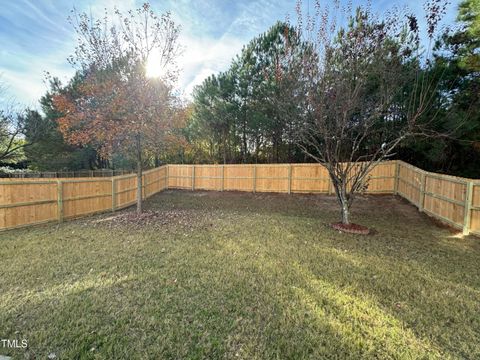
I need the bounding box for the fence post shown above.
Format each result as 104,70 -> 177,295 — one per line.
394,161 -> 400,195
57,180 -> 63,222
192,165 -> 195,191
142,174 -> 146,199
111,177 -> 116,212
419,172 -> 426,212
463,181 -> 473,235
166,165 -> 169,190
252,164 -> 257,193
221,164 -> 225,191
288,164 -> 292,194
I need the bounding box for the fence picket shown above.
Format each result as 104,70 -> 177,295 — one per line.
463,181 -> 473,235
112,178 -> 116,211
0,162 -> 478,235
419,173 -> 426,211
57,180 -> 63,222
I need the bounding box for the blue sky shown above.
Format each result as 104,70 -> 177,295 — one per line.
0,0 -> 460,107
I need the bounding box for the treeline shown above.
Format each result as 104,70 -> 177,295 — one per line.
1,0 -> 478,178
0,76 -> 120,172
185,22 -> 308,164
173,0 -> 479,177
396,0 -> 480,177
1,74 -> 186,172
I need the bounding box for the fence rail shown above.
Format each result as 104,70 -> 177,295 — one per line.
395,160 -> 480,235
0,166 -> 167,231
167,162 -> 396,194
0,161 -> 478,236
0,169 -> 133,179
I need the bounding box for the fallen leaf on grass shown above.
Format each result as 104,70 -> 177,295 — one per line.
83,209 -> 204,230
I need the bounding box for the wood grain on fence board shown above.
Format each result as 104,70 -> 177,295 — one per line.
0,162 -> 478,235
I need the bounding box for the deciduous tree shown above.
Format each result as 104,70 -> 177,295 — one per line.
289,0 -> 449,228
0,78 -> 42,164
24,76 -> 99,171
54,2 -> 181,213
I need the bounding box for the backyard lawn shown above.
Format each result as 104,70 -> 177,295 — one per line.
1,190 -> 479,359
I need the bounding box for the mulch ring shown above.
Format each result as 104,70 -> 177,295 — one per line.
83,209 -> 204,230
331,222 -> 370,235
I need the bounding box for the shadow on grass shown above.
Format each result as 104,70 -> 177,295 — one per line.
1,257 -> 399,359
1,190 -> 479,359
207,225 -> 479,358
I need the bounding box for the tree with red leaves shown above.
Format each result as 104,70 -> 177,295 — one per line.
54,2 -> 181,214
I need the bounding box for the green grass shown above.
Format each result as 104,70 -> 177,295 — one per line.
1,190 -> 479,359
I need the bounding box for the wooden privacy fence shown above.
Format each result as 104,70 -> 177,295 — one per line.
395,161 -> 480,236
167,162 -> 396,194
0,166 -> 167,231
167,160 -> 479,236
0,169 -> 132,179
0,161 -> 479,236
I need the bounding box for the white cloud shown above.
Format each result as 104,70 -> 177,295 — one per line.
1,0 -> 460,107
177,33 -> 245,99
0,48 -> 75,109
171,0 -> 293,99
1,0 -> 288,105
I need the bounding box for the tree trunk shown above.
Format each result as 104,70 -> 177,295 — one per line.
242,124 -> 247,163
332,174 -> 351,225
136,134 -> 142,215
242,109 -> 248,163
223,133 -> 227,164
340,199 -> 350,225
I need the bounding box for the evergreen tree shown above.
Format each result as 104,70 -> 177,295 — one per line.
398,0 -> 480,177
24,76 -> 98,171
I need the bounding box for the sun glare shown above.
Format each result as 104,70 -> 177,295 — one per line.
145,50 -> 163,78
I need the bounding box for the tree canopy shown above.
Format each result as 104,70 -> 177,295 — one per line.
53,2 -> 182,213
188,21 -> 310,164
397,0 -> 480,177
